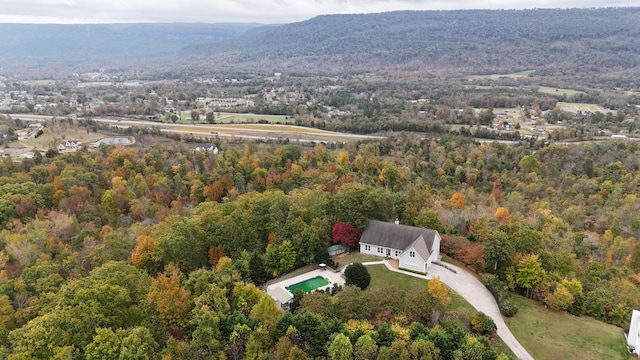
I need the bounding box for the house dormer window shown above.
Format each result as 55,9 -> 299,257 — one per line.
410,251 -> 416,258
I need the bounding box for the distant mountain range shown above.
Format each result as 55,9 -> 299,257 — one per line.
0,23 -> 273,71
1,7 -> 640,76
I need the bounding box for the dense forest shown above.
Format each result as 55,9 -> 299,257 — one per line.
187,8 -> 640,75
0,121 -> 639,358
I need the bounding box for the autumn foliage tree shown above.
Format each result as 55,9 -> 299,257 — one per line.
148,265 -> 191,334
494,207 -> 510,225
209,245 -> 227,269
332,222 -> 361,249
450,192 -> 466,209
131,235 -> 164,276
428,277 -> 451,308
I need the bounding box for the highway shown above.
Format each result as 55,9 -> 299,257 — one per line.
8,114 -> 385,143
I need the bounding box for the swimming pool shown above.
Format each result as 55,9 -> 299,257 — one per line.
285,276 -> 330,293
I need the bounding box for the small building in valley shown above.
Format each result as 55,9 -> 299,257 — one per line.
358,219 -> 441,273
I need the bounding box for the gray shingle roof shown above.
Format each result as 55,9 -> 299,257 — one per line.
360,219 -> 438,259
407,234 -> 431,261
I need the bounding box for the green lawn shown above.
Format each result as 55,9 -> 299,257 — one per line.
366,265 -> 475,317
333,253 -> 381,268
365,264 -> 515,358
505,295 -> 631,360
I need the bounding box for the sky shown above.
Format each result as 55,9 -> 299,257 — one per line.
0,0 -> 637,24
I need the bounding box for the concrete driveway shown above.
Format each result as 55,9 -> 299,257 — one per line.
363,260 -> 534,360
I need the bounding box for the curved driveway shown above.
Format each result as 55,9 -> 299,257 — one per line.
362,260 -> 534,360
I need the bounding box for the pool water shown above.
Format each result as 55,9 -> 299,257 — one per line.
286,276 -> 329,293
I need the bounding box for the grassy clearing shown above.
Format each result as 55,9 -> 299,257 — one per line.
170,124 -> 337,136
169,112 -> 292,125
22,80 -> 56,86
505,295 -> 630,360
214,113 -> 293,124
219,124 -> 332,134
537,86 -> 588,97
557,102 -> 608,113
10,125 -> 104,150
468,70 -> 534,80
168,126 -> 239,135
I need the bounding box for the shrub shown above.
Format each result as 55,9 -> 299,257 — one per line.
470,312 -> 497,335
482,274 -> 518,317
345,263 -> 371,290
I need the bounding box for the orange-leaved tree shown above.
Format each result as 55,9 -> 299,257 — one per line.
148,265 -> 191,334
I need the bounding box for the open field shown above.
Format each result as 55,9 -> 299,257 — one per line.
557,102 -> 608,113
217,113 -> 293,124
8,125 -> 104,150
76,82 -> 115,88
537,86 -> 588,97
172,112 -> 292,124
217,123 -> 333,134
505,295 -> 631,360
22,80 -> 57,86
468,70 -> 535,80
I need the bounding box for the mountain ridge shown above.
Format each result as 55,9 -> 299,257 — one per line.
1,8 -> 639,76
183,8 -> 640,75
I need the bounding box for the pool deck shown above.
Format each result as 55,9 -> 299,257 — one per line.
266,267 -> 346,300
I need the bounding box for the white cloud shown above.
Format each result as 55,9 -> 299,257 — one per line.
0,0 -> 636,24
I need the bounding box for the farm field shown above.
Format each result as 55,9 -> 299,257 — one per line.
214,113 -> 293,124
557,102 -> 608,113
171,112 -> 293,124
537,86 -> 588,97
468,70 -> 535,80
505,295 -> 630,360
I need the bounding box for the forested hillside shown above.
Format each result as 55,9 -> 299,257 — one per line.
186,8 -> 640,75
0,119 -> 639,357
0,23 -> 271,70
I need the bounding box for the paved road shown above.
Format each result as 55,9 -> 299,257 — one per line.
9,114 -> 384,143
362,260 -> 535,360
9,113 -> 552,146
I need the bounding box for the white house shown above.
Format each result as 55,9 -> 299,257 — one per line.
629,310 -> 640,356
359,219 -> 441,273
